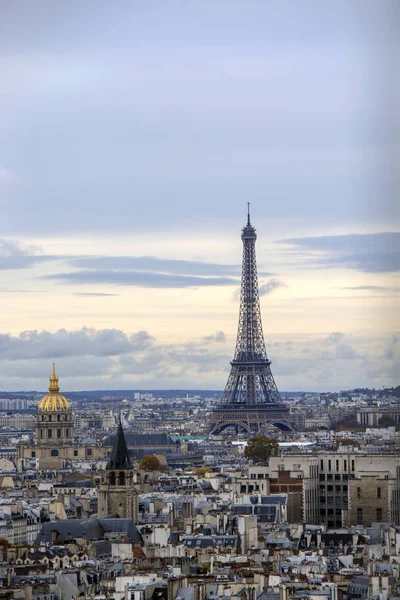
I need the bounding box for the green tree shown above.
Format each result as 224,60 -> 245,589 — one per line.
378,415 -> 396,428
139,455 -> 161,471
244,436 -> 279,463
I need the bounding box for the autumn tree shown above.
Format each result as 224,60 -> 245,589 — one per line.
139,455 -> 161,471
196,467 -> 211,477
244,436 -> 279,463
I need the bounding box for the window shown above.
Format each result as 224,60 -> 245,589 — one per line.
344,459 -> 347,471
327,485 -> 333,492
119,472 -> 125,486
335,474 -> 341,481
51,449 -> 59,457
357,507 -> 363,525
319,474 -> 325,481
320,459 -> 324,470
327,474 -> 333,481
336,460 -> 339,471
110,472 -> 116,486
49,415 -> 52,422
335,485 -> 341,492
66,429 -> 69,437
376,508 -> 382,521
31,451 -> 36,458
48,429 -> 52,438
74,450 -> 78,457
377,487 -> 381,498
351,460 -> 355,471
87,448 -> 92,456
328,459 -> 331,471
57,414 -> 60,422
357,487 -> 361,499
57,429 -> 61,439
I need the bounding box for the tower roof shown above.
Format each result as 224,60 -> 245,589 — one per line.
107,419 -> 133,469
241,202 -> 256,239
38,363 -> 71,413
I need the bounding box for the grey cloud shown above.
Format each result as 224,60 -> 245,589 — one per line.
0,327 -> 153,360
259,278 -> 287,296
69,256 -> 241,276
72,292 -> 120,297
0,242 -> 245,286
278,232 -> 400,273
0,239 -> 41,256
340,285 -> 400,292
0,238 -> 54,270
384,335 -> 399,361
325,332 -> 345,344
0,327 -> 398,391
202,331 -> 227,344
41,270 -> 239,288
0,255 -> 57,270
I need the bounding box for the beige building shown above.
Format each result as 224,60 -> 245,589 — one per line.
267,451 -> 400,527
357,406 -> 400,427
17,364 -> 108,470
349,475 -> 389,526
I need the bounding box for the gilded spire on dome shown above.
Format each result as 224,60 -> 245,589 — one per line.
49,362 -> 60,393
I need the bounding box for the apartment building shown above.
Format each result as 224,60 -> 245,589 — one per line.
267,451 -> 400,527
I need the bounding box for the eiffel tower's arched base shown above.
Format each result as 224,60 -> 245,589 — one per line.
208,405 -> 295,436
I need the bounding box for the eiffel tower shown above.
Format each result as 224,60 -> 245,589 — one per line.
209,206 -> 295,435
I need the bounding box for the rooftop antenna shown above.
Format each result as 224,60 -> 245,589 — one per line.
247,202 -> 251,225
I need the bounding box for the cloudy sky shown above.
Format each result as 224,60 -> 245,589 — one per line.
1,0 -> 399,392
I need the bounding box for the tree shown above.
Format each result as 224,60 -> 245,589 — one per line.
244,436 -> 279,463
139,455 -> 161,471
334,438 -> 360,450
196,467 -> 211,477
378,415 -> 395,428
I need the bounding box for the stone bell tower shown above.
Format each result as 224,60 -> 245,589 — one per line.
98,418 -> 138,521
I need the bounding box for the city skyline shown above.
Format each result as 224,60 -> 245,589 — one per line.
1,1 -> 399,391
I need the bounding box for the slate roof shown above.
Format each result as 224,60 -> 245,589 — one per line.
104,432 -> 175,448
35,517 -> 141,545
107,420 -> 133,469
182,535 -> 236,548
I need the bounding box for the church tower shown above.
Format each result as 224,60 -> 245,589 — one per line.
98,419 -> 138,521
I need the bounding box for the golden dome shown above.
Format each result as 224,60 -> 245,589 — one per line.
38,363 -> 71,413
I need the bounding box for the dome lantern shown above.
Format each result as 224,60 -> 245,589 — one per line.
38,363 -> 71,413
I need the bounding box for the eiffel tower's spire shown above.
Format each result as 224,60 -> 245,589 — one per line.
209,208 -> 295,435
107,417 -> 132,469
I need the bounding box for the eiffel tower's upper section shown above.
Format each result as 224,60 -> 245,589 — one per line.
233,203 -> 269,365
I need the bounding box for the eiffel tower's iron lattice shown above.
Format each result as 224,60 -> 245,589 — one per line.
209,206 -> 295,435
